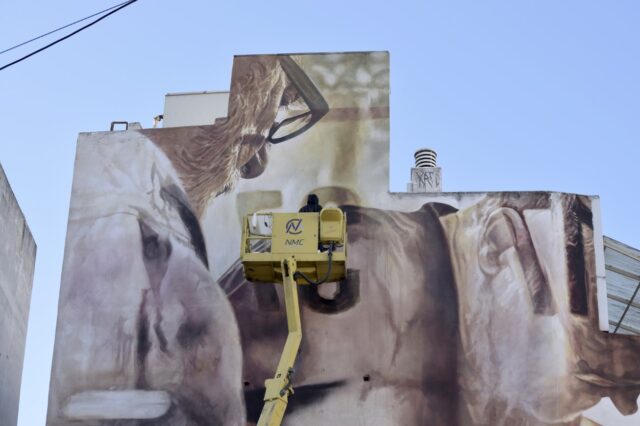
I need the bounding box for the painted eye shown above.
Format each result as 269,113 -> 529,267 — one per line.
269,109 -> 313,141
478,208 -> 554,315
240,143 -> 269,180
478,213 -> 512,277
138,220 -> 172,261
300,269 -> 360,314
266,56 -> 328,144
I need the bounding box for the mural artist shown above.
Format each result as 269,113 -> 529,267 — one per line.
48,52 -> 640,426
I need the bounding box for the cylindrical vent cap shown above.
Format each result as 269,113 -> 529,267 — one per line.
414,148 -> 437,168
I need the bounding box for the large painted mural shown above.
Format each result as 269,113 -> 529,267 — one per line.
48,52 -> 640,425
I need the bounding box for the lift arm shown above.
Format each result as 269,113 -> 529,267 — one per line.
257,257 -> 302,426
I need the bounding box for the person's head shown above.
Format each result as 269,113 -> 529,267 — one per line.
147,55 -> 329,217
307,194 -> 319,206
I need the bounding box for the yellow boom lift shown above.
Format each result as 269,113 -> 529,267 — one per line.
240,205 -> 347,426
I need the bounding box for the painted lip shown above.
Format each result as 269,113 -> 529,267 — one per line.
62,390 -> 171,420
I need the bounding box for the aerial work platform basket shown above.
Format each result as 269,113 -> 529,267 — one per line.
240,208 -> 347,284
239,206 -> 347,426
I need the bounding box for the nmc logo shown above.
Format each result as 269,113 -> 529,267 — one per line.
285,218 -> 303,235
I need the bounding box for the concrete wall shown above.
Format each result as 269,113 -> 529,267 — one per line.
0,164 -> 36,426
163,91 -> 229,128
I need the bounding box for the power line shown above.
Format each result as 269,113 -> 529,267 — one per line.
0,0 -> 139,72
0,0 -> 133,56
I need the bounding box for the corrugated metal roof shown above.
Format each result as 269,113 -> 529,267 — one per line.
604,236 -> 640,335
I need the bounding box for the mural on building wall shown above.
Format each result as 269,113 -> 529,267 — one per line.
48,52 -> 640,425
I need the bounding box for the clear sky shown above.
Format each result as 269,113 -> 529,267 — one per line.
1,1 -> 639,424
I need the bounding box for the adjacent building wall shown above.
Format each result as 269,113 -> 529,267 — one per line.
0,164 -> 36,426
604,236 -> 640,335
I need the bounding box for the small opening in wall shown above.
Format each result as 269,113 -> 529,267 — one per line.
244,381 -> 251,387
363,374 -> 370,382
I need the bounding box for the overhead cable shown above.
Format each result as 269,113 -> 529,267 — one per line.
0,0 -> 133,56
0,0 -> 138,72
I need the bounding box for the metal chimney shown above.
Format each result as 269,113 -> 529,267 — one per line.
407,148 -> 442,193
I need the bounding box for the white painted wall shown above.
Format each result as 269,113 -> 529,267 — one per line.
163,91 -> 229,128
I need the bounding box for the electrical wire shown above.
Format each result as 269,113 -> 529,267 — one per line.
294,243 -> 336,285
0,0 -> 133,56
0,0 -> 138,72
